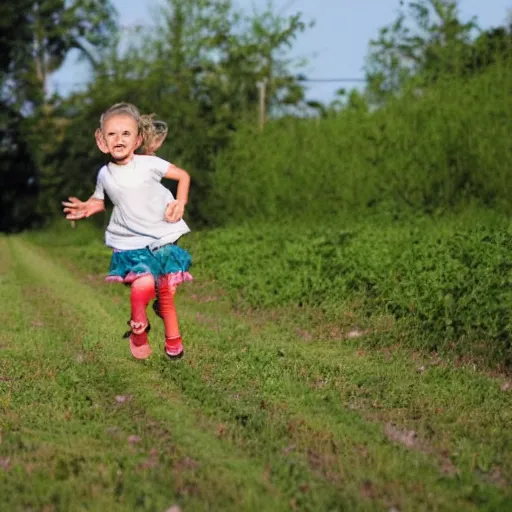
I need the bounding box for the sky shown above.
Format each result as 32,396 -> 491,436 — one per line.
51,0 -> 512,103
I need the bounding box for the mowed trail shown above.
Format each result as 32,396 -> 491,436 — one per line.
0,236 -> 511,512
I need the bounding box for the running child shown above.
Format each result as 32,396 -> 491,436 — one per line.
64,102 -> 192,360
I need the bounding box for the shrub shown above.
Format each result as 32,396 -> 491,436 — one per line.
185,213 -> 512,367
208,61 -> 512,224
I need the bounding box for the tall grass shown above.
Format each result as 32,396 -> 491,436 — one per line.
207,60 -> 512,224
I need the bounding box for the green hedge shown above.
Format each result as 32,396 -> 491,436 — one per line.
208,61 -> 512,224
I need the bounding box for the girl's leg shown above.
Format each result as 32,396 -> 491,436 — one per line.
129,275 -> 156,359
157,275 -> 184,358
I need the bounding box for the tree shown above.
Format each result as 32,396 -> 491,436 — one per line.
0,1 -> 117,232
42,0 -> 310,225
0,103 -> 40,232
365,0 -> 477,104
1,0 -> 117,110
467,24 -> 512,72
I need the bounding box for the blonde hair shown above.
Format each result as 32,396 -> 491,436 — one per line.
100,102 -> 143,132
139,114 -> 169,154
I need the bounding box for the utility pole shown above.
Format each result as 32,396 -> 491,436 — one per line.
257,79 -> 267,131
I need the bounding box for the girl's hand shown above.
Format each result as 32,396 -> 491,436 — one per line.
62,197 -> 104,220
164,200 -> 186,223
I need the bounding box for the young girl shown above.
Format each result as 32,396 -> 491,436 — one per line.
63,103 -> 192,360
96,115 -> 175,321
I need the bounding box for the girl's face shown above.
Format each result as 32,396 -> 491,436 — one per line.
102,114 -> 142,164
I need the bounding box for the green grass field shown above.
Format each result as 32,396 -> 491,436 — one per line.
1,220 -> 511,511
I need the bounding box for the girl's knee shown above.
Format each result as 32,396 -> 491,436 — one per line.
131,274 -> 155,290
130,275 -> 156,303
157,275 -> 177,297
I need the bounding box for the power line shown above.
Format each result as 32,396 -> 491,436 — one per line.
297,77 -> 366,83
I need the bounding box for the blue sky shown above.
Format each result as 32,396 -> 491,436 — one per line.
51,0 -> 511,103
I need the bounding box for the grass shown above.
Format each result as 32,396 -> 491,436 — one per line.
1,221 -> 511,511
0,237 -> 288,511
182,213 -> 512,370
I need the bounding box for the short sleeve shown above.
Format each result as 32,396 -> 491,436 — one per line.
92,167 -> 105,200
148,156 -> 172,178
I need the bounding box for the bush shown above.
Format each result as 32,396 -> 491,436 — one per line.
208,60 -> 512,224
185,213 -> 512,367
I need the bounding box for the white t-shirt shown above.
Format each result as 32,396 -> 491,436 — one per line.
92,155 -> 190,250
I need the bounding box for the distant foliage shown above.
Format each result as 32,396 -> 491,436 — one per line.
3,0 -> 512,231
184,215 -> 512,367
0,0 -> 117,231
210,59 -> 512,223
36,0 -> 309,224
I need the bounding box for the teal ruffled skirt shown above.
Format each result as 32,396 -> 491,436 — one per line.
106,243 -> 193,286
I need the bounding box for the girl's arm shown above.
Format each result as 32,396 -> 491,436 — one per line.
62,196 -> 105,220
163,165 -> 190,223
